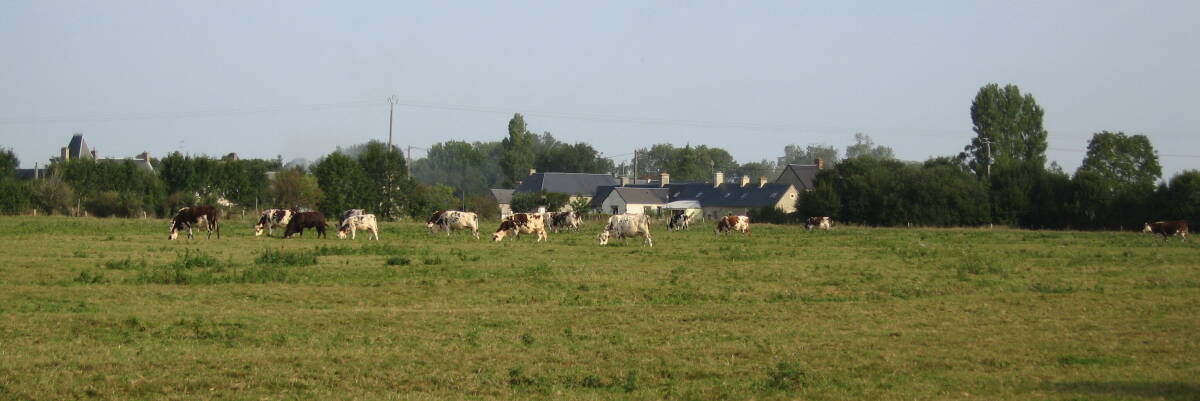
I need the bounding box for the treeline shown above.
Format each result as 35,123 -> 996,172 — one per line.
0,141 -> 463,220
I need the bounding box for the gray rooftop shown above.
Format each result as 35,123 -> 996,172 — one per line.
514,172 -> 618,197
489,188 -> 514,204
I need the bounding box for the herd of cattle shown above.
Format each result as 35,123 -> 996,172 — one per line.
166,205 -> 1190,244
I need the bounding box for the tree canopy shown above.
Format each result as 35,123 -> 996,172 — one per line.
964,83 -> 1049,176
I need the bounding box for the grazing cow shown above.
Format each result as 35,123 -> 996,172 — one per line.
426,210 -> 480,239
548,211 -> 582,233
667,211 -> 690,231
1143,220 -> 1189,241
715,215 -> 751,236
337,214 -> 379,240
168,206 -> 220,240
492,213 -> 547,242
254,209 -> 294,237
598,214 -> 653,247
284,211 -> 328,239
805,216 -> 832,231
340,209 -> 365,225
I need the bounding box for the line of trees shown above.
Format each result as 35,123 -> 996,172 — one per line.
2,84 -> 1195,229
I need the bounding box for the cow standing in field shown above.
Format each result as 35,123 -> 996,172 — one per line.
492,213 -> 547,242
426,210 -> 480,239
337,214 -> 379,240
254,209 -> 294,237
284,211 -> 328,239
340,209 -> 365,225
598,214 -> 653,247
715,215 -> 751,236
1143,220 -> 1189,241
548,211 -> 582,233
169,206 -> 220,240
805,216 -> 832,231
667,211 -> 690,231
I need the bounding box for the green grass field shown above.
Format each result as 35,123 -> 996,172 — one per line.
1,215 -> 1197,400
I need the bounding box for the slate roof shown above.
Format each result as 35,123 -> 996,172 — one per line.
514,173 -> 618,197
613,187 -> 669,205
67,134 -> 92,159
775,164 -> 820,191
669,182 -> 795,208
489,189 -> 514,204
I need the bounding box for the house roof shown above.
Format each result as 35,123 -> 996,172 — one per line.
67,134 -> 92,159
489,188 -> 514,204
99,158 -> 154,172
514,172 -> 618,197
669,182 -> 795,208
590,183 -> 668,208
613,187 -> 669,205
775,164 -> 820,190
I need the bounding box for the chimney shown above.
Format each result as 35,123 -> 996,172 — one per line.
91,149 -> 97,159
139,151 -> 150,162
759,176 -> 768,188
659,172 -> 670,187
620,176 -> 630,186
815,157 -> 824,169
713,171 -> 724,188
740,175 -> 751,187
61,147 -> 69,161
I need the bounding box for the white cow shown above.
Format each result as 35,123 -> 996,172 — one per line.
426,210 -> 480,239
492,213 -> 548,242
337,214 -> 379,240
254,209 -> 294,237
598,214 -> 653,247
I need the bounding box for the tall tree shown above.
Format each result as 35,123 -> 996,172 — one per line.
356,140 -> 408,219
777,144 -> 838,167
500,113 -> 535,187
964,83 -> 1049,176
844,133 -> 895,160
269,168 -> 323,210
1077,131 -> 1161,191
0,147 -> 18,177
312,152 -> 375,217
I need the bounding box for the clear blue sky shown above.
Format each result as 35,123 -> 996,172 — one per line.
2,1 -> 1197,177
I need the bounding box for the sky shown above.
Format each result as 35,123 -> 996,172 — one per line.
2,1 -> 1197,178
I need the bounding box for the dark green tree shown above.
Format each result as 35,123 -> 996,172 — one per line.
964,83 -> 1049,176
500,113 -> 535,187
269,168 -> 324,210
313,152 -> 375,217
1155,170 -> 1200,225
1072,131 -> 1161,228
356,140 -> 408,219
510,190 -> 569,213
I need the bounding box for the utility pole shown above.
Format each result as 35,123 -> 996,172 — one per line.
387,95 -> 398,149
631,150 -> 637,180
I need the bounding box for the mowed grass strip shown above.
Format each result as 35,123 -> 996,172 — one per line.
0,215 -> 1197,400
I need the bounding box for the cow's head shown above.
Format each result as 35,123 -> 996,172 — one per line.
336,229 -> 349,239
1143,222 -> 1154,232
597,230 -> 611,246
492,230 -> 509,242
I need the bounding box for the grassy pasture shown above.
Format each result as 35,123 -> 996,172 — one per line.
0,215 -> 1197,400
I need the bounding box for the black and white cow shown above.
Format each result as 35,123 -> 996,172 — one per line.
426,210 -> 480,239
169,206 -> 220,240
547,211 -> 582,233
667,211 -> 691,231
805,216 -> 832,231
337,214 -> 379,240
254,209 -> 294,237
598,214 -> 653,247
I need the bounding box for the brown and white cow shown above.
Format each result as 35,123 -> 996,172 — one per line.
427,210 -> 480,239
492,213 -> 547,242
284,211 -> 328,239
598,214 -> 653,247
337,214 -> 379,240
547,211 -> 582,233
805,216 -> 832,231
1143,220 -> 1188,241
715,215 -> 751,236
254,208 -> 294,237
169,205 -> 220,240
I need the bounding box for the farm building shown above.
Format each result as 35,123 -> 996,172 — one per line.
774,158 -> 825,191
591,186 -> 670,215
669,172 -> 799,219
512,171 -> 619,212
489,189 -> 514,218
